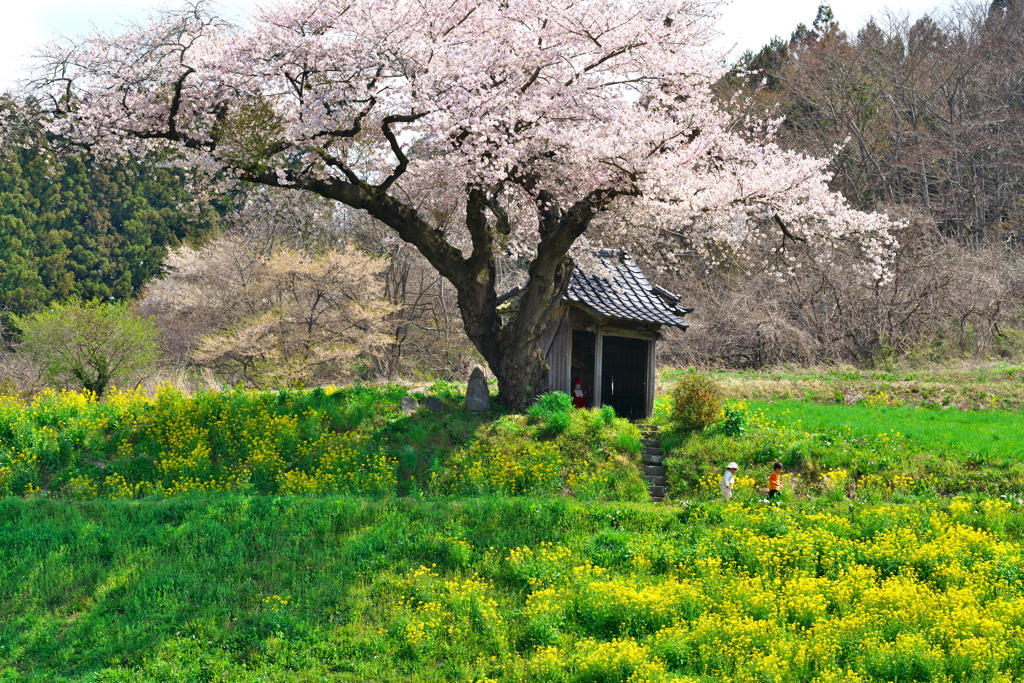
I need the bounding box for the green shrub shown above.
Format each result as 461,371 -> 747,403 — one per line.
670,374 -> 722,433
528,392 -> 574,436
13,299 -> 160,397
708,403 -> 746,437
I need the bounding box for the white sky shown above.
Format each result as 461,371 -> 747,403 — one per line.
0,0 -> 948,93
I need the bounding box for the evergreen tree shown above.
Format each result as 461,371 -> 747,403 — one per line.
0,147 -> 47,315
0,97 -> 228,328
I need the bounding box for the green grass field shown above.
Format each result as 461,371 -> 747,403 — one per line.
752,400 -> 1024,464
2,495 -> 1024,682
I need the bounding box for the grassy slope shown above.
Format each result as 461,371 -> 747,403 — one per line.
2,497 -> 460,679
0,385 -> 647,501
0,496 -> 670,681
3,495 -> 1024,682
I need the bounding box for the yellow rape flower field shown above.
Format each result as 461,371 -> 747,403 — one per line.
0,384 -> 646,502
2,378 -> 1024,680
3,495 -> 1024,681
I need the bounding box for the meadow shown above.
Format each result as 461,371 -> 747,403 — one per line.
2,495 -> 1024,681
1,366 -> 1024,681
754,400 -> 1024,464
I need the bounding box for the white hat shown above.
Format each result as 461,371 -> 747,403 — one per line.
727,462 -> 739,470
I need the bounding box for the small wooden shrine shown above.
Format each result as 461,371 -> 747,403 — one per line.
500,250 -> 692,420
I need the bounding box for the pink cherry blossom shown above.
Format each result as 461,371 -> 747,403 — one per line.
30,0 -> 899,407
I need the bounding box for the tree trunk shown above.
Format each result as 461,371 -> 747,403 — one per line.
453,249 -> 570,412
492,331 -> 551,409
249,165 -> 619,413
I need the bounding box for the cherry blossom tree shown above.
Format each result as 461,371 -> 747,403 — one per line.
31,0 -> 897,409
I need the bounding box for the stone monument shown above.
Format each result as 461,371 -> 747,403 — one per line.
400,395 -> 419,416
465,367 -> 491,413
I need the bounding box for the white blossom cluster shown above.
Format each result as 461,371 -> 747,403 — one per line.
32,0 -> 898,278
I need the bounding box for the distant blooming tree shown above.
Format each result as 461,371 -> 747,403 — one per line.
13,300 -> 160,397
140,233 -> 394,388
32,0 -> 897,408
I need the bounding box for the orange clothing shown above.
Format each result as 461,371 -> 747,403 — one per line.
768,471 -> 781,492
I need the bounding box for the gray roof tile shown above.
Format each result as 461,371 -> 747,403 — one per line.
564,250 -> 691,329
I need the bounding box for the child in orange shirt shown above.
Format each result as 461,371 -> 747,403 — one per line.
767,462 -> 783,500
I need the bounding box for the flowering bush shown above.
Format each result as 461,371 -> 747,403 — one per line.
670,375 -> 723,433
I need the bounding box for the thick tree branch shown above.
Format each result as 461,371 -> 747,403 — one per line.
465,187 -> 492,265
774,214 -> 808,243
377,112 -> 427,192
166,66 -> 195,137
535,189 -> 562,239
310,97 -> 376,140
521,65 -> 543,94
243,166 -> 472,293
485,188 -> 511,237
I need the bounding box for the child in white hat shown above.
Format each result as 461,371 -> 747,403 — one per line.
720,462 -> 739,500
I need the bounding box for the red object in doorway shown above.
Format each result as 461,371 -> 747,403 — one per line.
571,377 -> 587,409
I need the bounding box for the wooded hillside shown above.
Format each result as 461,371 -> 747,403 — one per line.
0,100 -> 224,322
650,0 -> 1024,369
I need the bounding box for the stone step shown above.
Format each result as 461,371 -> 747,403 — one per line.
638,429 -> 666,502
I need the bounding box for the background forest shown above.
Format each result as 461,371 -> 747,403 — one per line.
645,0 -> 1024,370
3,0 -> 1024,393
